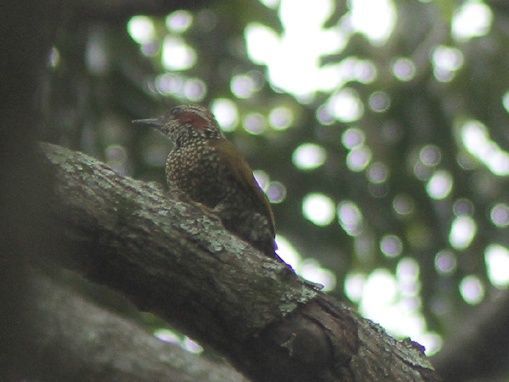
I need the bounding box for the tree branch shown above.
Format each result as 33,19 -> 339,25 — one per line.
25,270 -> 247,382
40,142 -> 441,382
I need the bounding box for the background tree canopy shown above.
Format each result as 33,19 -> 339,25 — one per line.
39,0 -> 508,380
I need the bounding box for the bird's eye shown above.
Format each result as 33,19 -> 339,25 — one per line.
170,106 -> 183,115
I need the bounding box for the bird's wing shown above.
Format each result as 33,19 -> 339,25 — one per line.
213,139 -> 276,237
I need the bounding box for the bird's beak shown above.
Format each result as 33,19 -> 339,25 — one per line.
132,118 -> 163,130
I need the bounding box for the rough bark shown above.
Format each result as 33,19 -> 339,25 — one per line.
24,270 -> 247,382
39,142 -> 441,382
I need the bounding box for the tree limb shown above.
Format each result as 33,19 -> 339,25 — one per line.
40,142 -> 441,382
25,270 -> 247,382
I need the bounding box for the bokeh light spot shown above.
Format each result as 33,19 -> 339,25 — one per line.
346,146 -> 372,172
419,333 -> 443,357
459,275 -> 485,305
327,88 -> 364,122
292,143 -> 327,170
490,203 -> 509,228
280,0 -> 334,31
269,106 -> 294,130
449,216 -> 477,250
275,235 -> 302,269
359,268 -> 425,338
230,73 -> 259,99
341,127 -> 365,150
503,91 -> 509,113
461,119 -> 509,176
300,259 -> 337,291
337,200 -> 363,236
452,198 -> 474,217
302,193 -> 336,226
315,104 -> 335,125
413,161 -> 432,181
419,144 -> 442,167
182,336 -> 204,354
368,91 -> 391,112
349,0 -> 396,45
166,10 -> 193,33
432,45 -> 464,82
354,265 -> 435,344
392,194 -> 414,216
434,250 -> 457,274
243,113 -> 266,135
426,170 -> 453,200
344,272 -> 366,302
211,98 -> 239,132
343,58 -> 378,84
154,328 -> 180,344
392,57 -> 416,81
397,257 -> 420,288
183,78 -> 206,101
153,329 -> 203,354
361,269 -> 397,307
245,22 -> 280,65
367,162 -> 389,184
267,181 -> 287,203
258,0 -> 280,8
128,16 -> 156,44
485,244 -> 509,288
162,36 -> 196,70
154,73 -> 184,96
253,170 -> 269,190
452,0 -> 493,42
380,234 -> 403,257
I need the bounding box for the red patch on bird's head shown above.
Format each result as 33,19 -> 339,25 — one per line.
177,111 -> 209,129
170,105 -> 214,130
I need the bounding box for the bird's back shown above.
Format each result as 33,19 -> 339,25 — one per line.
166,138 -> 277,256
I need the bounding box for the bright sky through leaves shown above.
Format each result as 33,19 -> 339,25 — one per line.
245,0 -> 395,98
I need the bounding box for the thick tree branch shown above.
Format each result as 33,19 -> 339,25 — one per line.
25,270 -> 247,382
40,142 -> 441,382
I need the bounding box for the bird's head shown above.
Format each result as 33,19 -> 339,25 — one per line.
133,105 -> 224,146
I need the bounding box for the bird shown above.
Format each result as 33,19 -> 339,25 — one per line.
133,104 -> 283,263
